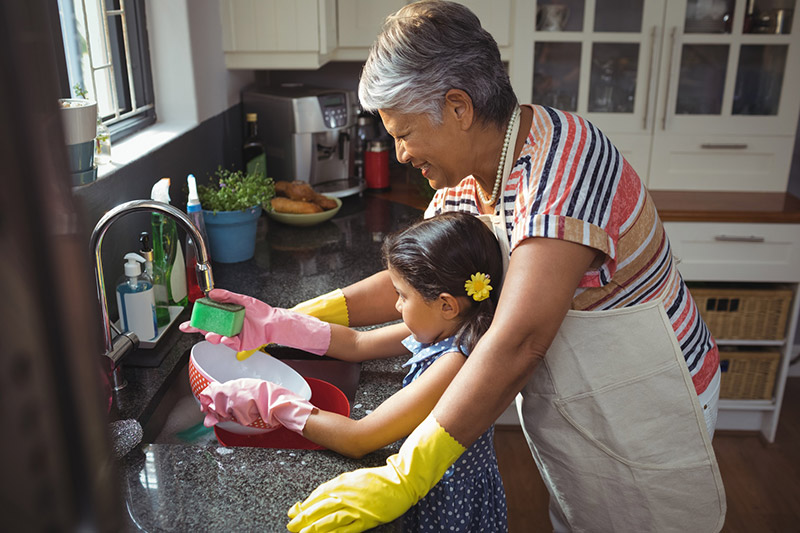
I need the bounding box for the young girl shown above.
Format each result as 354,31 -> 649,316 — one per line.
187,212 -> 508,531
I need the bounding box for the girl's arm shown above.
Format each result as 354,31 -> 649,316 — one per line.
323,321 -> 412,363
341,270 -> 402,327
301,351 -> 466,459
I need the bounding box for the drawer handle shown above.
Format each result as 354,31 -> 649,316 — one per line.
700,143 -> 749,150
714,235 -> 765,243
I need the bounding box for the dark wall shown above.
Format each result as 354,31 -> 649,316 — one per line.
72,105 -> 244,316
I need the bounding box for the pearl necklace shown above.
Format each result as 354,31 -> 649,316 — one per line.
477,106 -> 520,206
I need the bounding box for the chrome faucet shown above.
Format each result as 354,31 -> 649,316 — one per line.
90,199 -> 214,391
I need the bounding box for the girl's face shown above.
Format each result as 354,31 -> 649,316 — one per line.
388,268 -> 456,344
379,108 -> 469,190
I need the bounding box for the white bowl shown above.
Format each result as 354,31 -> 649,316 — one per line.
189,341 -> 311,435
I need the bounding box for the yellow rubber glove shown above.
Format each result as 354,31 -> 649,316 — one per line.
290,288 -> 349,326
237,289 -> 348,361
286,415 -> 465,532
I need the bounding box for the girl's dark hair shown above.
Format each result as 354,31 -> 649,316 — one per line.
382,211 -> 504,353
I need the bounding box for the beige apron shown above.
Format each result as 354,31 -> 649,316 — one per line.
481,109 -> 726,532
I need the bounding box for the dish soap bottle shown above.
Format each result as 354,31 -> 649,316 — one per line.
243,113 -> 267,180
150,177 -> 188,310
185,173 -> 210,302
116,253 -> 158,341
139,231 -> 169,326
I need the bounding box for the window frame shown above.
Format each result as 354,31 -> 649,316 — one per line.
55,0 -> 156,142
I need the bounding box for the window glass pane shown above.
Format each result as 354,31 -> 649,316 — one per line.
84,0 -> 111,67
594,0 -> 643,32
743,0 -> 795,34
733,45 -> 787,115
93,68 -> 116,118
533,42 -> 581,110
684,0 -> 734,33
589,43 -> 639,113
536,0 -> 584,32
675,45 -> 729,115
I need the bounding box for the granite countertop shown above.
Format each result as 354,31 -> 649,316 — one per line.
113,194 -> 424,532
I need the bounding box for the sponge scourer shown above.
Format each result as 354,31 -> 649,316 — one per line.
190,297 -> 245,337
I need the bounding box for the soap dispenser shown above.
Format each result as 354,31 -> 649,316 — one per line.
116,252 -> 158,341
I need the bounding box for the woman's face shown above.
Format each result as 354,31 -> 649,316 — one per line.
379,108 -> 468,190
388,268 -> 451,344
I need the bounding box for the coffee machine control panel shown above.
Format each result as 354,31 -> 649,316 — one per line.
318,93 -> 349,129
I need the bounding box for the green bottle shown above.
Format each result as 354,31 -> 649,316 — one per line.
243,113 -> 267,179
150,178 -> 188,322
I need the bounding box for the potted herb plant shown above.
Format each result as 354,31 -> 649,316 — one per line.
198,166 -> 275,263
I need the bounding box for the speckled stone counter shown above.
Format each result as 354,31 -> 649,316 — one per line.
113,194 -> 424,532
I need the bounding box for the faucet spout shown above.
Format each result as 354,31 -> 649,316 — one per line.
91,199 -> 215,390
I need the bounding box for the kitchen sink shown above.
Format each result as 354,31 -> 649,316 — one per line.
141,346 -> 361,446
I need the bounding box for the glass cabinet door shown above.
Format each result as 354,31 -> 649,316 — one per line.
659,0 -> 798,134
531,0 -> 667,132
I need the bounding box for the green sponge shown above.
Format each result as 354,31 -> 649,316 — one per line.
190,297 -> 245,337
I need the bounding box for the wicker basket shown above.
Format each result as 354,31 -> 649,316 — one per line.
689,285 -> 793,340
718,349 -> 781,400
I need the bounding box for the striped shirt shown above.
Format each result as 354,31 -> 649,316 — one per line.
425,105 -> 718,395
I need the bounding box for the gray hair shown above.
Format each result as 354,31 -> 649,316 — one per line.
358,0 -> 517,127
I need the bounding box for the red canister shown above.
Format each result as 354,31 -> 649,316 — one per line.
365,139 -> 390,189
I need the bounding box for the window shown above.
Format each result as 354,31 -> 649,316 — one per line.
57,0 -> 155,140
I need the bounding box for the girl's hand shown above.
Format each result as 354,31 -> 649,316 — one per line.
180,288 -> 331,354
198,378 -> 313,433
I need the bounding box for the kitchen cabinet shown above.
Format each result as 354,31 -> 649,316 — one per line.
665,221 -> 800,442
221,0 -> 513,66
511,0 -> 800,192
220,0 -> 337,69
335,0 -> 512,59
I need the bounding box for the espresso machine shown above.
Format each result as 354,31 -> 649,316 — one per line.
242,84 -> 365,197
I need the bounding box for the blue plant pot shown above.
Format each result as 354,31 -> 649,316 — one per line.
203,206 -> 262,263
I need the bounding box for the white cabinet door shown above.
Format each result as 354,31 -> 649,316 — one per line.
459,0 -> 512,47
220,0 -> 337,69
655,0 -> 800,137
336,1 -> 512,51
337,0 -> 406,48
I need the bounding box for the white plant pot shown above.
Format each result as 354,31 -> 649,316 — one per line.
59,98 -> 98,145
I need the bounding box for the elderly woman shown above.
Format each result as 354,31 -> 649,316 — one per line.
281,2 -> 727,532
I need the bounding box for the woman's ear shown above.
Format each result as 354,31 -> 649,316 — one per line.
443,89 -> 474,131
438,292 -> 462,320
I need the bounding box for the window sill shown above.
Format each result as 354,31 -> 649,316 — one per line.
95,120 -> 196,180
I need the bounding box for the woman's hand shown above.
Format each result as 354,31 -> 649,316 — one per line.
198,378 -> 313,433
179,288 -> 331,354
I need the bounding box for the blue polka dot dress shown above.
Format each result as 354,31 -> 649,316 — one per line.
400,335 -> 508,532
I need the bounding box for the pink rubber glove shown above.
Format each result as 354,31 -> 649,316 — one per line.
198,378 -> 313,433
180,288 -> 331,354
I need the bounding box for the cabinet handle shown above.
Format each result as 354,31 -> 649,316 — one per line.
662,26 -> 679,131
700,143 -> 749,150
714,235 -> 765,243
643,26 -> 658,130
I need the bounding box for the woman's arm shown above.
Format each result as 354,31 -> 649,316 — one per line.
301,352 -> 466,458
324,322 -> 411,363
433,237 -> 598,445
341,270 -> 402,327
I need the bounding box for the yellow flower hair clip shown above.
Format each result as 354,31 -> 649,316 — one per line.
465,272 -> 492,302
